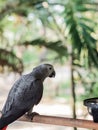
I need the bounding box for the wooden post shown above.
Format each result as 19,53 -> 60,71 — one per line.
19,114 -> 98,129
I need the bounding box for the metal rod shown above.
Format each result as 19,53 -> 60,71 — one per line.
19,114 -> 98,129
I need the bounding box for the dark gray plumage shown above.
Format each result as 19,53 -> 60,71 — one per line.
0,64 -> 55,129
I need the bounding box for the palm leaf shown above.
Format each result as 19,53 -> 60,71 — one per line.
23,38 -> 68,57
0,49 -> 23,73
64,0 -> 98,67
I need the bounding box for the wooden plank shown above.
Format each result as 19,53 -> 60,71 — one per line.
19,114 -> 98,129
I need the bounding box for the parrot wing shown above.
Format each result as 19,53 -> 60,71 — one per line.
0,76 -> 43,129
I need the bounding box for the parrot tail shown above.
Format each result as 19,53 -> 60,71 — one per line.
2,126 -> 7,130
0,117 -> 8,130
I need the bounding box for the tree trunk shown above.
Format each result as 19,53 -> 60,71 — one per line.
70,52 -> 77,130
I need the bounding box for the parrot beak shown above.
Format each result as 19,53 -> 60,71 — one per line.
49,70 -> 56,77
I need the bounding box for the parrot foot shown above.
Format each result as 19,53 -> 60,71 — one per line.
26,112 -> 39,121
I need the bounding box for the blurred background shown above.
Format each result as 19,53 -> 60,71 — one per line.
0,0 -> 98,130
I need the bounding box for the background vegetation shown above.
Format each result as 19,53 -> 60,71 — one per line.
0,0 -> 98,130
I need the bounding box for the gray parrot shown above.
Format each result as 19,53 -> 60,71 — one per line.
0,64 -> 55,130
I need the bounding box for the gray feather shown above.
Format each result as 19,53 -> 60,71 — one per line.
2,73 -> 43,117
0,64 -> 55,129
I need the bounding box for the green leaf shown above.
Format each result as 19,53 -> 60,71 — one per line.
79,22 -> 94,32
0,49 -> 23,73
23,38 -> 68,57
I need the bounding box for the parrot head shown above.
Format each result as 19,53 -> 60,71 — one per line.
44,64 -> 56,78
33,64 -> 56,80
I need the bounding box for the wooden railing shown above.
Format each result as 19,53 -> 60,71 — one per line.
18,114 -> 98,129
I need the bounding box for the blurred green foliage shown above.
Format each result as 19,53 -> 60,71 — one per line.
0,0 -> 98,123
58,81 -> 71,99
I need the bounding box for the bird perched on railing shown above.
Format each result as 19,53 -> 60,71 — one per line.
0,64 -> 56,130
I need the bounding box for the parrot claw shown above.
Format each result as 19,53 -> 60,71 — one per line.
26,112 -> 39,121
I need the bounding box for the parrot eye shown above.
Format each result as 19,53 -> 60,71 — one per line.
49,67 -> 52,70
